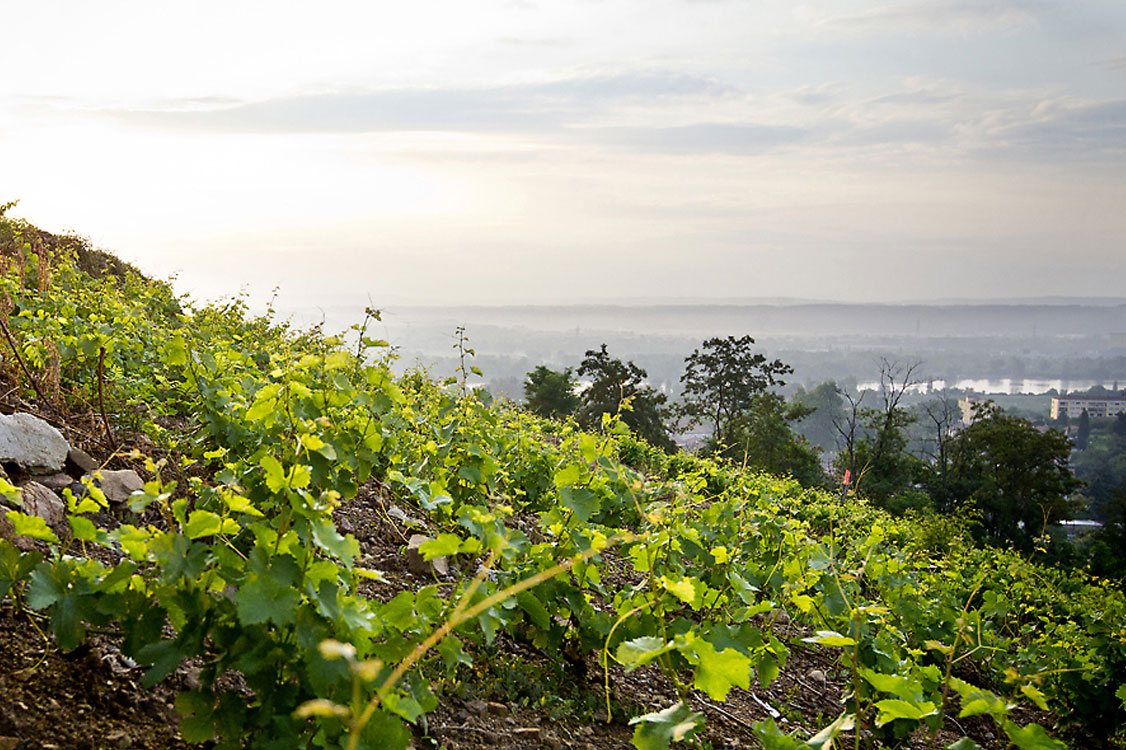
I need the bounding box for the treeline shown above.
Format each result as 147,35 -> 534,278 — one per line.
520,340 -> 1125,581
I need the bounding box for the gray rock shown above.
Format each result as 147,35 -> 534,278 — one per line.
20,482 -> 66,527
86,469 -> 144,505
0,412 -> 69,472
35,472 -> 75,492
406,534 -> 449,577
66,447 -> 99,475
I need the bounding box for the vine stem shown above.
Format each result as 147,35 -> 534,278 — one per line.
346,540 -> 617,750
96,346 -> 116,449
0,316 -> 62,416
602,601 -> 654,722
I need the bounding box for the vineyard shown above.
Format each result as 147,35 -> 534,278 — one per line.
0,211 -> 1124,750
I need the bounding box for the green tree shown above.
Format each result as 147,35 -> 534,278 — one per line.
1113,412 -> 1126,439
1076,409 -> 1091,451
523,365 -> 580,420
577,344 -> 673,451
679,335 -> 792,441
917,392 -> 960,513
947,403 -> 1081,551
791,381 -> 846,453
833,360 -> 924,511
716,393 -> 826,487
1071,414 -> 1126,521
1086,486 -> 1126,580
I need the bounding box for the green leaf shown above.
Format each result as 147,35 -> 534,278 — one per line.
757,652 -> 780,687
260,454 -> 286,493
516,590 -> 552,630
806,712 -> 856,750
752,719 -> 803,750
874,699 -> 937,726
803,630 -> 857,648
1117,684 -> 1126,710
617,636 -> 674,671
660,575 -> 705,610
1004,722 -> 1066,750
860,668 -> 924,702
69,515 -> 100,542
1020,684 -> 1049,711
312,521 -> 359,566
175,691 -> 217,742
554,463 -> 582,488
245,385 -> 280,422
0,540 -> 40,600
559,487 -> 600,521
51,593 -> 87,650
436,635 -> 473,675
137,639 -> 184,688
236,560 -> 302,627
947,739 -> 982,750
220,490 -> 263,518
7,512 -> 59,544
383,692 -> 425,723
26,562 -> 64,609
418,533 -> 462,561
0,477 -> 21,505
166,336 -> 188,366
683,638 -> 751,701
629,702 -> 703,750
183,510 -> 223,539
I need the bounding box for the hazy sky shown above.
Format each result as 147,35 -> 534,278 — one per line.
2,0 -> 1124,309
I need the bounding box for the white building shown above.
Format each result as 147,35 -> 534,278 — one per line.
1050,394 -> 1126,419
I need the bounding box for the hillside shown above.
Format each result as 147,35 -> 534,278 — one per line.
0,211 -> 1124,750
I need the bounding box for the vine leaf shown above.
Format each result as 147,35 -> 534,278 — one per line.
682,638 -> 751,701
629,702 -> 703,750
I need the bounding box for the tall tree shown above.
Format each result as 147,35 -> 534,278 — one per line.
719,393 -> 826,487
523,365 -> 580,420
791,381 -> 846,453
1113,413 -> 1126,439
1076,409 -> 1091,451
679,335 -> 792,441
947,403 -> 1081,551
577,345 -> 673,451
833,360 -> 923,509
918,391 -> 959,512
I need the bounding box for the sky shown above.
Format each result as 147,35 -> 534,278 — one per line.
1,0 -> 1124,311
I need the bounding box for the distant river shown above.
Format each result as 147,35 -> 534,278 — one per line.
855,379 -> 1122,395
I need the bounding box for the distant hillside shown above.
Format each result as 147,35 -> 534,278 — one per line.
385,302 -> 1126,339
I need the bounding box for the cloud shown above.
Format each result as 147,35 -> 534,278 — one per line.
786,84 -> 844,107
496,36 -> 571,48
82,70 -> 1126,164
977,98 -> 1126,161
1093,56 -> 1126,72
110,71 -> 730,134
823,0 -> 1046,35
590,123 -> 807,154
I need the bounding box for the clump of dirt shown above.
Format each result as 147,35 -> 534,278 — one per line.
0,603 -> 190,750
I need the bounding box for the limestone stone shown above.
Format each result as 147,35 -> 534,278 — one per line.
66,447 -> 99,476
0,412 -> 69,472
19,482 -> 66,527
34,472 -> 75,492
406,534 -> 449,577
86,469 -> 144,505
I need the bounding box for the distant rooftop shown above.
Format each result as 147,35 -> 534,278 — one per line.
1057,393 -> 1125,401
